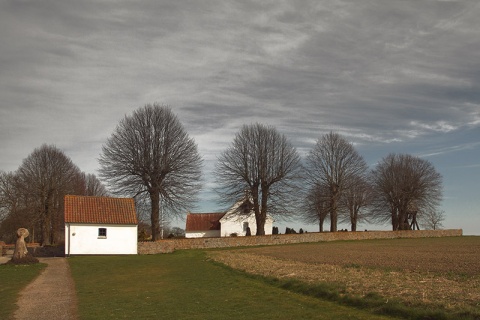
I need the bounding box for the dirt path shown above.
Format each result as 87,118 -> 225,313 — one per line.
14,257 -> 78,320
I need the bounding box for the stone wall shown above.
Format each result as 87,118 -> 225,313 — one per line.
0,243 -> 64,257
29,245 -> 65,257
138,229 -> 463,254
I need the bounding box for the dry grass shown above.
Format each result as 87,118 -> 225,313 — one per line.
208,237 -> 480,313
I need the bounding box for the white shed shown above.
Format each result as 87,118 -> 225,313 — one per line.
64,195 -> 138,255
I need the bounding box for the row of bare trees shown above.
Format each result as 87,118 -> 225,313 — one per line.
0,145 -> 107,244
302,137 -> 443,232
1,103 -> 444,243
96,104 -> 445,238
215,126 -> 443,234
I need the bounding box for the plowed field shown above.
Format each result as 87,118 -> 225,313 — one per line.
209,236 -> 480,312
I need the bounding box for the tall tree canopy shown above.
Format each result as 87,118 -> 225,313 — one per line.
15,144 -> 84,245
304,132 -> 368,232
99,104 -> 202,240
215,123 -> 302,235
370,153 -> 443,230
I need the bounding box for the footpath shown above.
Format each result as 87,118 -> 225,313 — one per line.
8,257 -> 78,320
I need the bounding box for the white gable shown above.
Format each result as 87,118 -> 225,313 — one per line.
220,212 -> 274,237
219,197 -> 274,237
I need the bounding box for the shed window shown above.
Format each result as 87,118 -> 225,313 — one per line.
98,228 -> 107,238
243,222 -> 249,232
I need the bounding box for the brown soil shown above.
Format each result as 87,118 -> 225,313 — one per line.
208,237 -> 480,312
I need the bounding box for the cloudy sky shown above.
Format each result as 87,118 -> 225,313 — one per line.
1,1 -> 479,234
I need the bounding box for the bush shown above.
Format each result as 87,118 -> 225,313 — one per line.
285,227 -> 297,234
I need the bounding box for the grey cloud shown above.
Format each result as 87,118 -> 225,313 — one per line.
0,1 -> 479,233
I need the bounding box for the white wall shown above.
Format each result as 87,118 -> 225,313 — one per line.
220,214 -> 273,237
65,223 -> 137,255
185,230 -> 220,238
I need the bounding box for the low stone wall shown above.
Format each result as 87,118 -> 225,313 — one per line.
29,245 -> 65,257
1,243 -> 64,257
1,242 -> 41,256
138,229 -> 463,254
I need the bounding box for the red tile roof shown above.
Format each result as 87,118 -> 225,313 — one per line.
64,195 -> 138,225
185,213 -> 225,231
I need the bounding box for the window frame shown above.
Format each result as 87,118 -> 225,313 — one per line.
98,227 -> 107,239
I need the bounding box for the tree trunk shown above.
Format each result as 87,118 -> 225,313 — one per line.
398,209 -> 410,230
391,208 -> 399,231
150,191 -> 161,241
256,187 -> 270,236
351,222 -> 357,232
330,186 -> 338,232
255,215 -> 266,235
330,194 -> 337,232
351,208 -> 357,232
41,194 -> 54,246
330,213 -> 337,232
42,211 -> 52,245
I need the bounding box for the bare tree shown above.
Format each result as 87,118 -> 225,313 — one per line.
421,209 -> 445,230
79,173 -> 109,196
99,104 -> 202,240
215,123 -> 302,235
340,174 -> 372,231
302,183 -> 330,232
0,171 -> 19,224
370,153 -> 443,231
0,171 -> 27,242
304,132 -> 368,232
16,144 -> 82,245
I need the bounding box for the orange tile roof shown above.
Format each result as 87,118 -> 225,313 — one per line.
185,213 -> 225,231
64,195 -> 138,225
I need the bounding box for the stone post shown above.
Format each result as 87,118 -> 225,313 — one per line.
10,228 -> 38,264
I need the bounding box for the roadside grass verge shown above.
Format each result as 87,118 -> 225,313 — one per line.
0,262 -> 46,319
68,251 -> 396,320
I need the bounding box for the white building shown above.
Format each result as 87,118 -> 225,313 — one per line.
185,196 -> 274,238
64,195 -> 138,255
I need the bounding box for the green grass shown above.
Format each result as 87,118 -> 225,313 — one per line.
0,262 -> 46,319
68,251 -> 396,320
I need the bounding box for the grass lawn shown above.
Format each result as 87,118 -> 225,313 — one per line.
0,262 -> 46,319
69,250 -> 396,320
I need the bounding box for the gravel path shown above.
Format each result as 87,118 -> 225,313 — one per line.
14,257 -> 78,320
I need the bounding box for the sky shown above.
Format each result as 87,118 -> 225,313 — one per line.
1,1 -> 479,234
